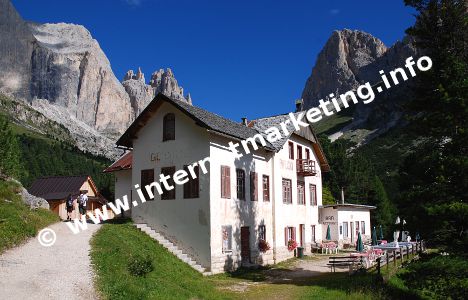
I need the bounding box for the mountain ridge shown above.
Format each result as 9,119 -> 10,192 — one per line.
302,28 -> 418,146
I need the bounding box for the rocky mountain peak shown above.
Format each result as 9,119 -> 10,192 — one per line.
301,29 -> 418,146
122,67 -> 191,118
302,29 -> 387,107
124,67 -> 145,82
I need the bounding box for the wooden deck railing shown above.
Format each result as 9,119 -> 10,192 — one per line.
296,159 -> 317,176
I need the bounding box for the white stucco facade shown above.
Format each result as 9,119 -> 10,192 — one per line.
319,204 -> 374,249
107,96 -> 376,274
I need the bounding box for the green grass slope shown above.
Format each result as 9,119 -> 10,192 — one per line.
0,179 -> 58,253
91,222 -> 224,300
92,222 -> 414,300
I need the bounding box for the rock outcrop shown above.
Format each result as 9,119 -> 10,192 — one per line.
20,186 -> 49,210
122,67 -> 191,117
302,29 -> 388,107
0,0 -> 36,99
0,0 -> 192,159
28,22 -> 133,135
301,29 -> 418,145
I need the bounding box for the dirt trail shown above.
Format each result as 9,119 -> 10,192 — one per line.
0,222 -> 100,300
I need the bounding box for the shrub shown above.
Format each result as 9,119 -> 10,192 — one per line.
258,239 -> 271,252
127,255 -> 154,277
287,240 -> 297,251
398,253 -> 468,300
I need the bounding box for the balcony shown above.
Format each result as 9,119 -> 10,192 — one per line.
296,159 -> 317,176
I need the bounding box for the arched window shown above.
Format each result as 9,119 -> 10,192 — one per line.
163,113 -> 175,141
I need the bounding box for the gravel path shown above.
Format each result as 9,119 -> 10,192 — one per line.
0,222 -> 100,300
263,255 -> 348,283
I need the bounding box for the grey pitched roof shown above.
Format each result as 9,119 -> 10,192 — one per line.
117,93 -> 275,150
251,112 -> 330,171
251,113 -> 301,151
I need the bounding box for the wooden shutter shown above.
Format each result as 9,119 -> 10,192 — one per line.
184,165 -> 199,198
141,169 -> 155,200
284,227 -> 288,245
288,142 -> 294,159
161,167 -> 176,200
226,167 -> 231,198
221,166 -> 230,198
250,172 -> 257,201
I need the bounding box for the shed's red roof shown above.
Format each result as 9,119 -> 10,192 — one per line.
103,152 -> 132,173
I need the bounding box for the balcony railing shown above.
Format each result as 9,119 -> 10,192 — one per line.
296,159 -> 317,176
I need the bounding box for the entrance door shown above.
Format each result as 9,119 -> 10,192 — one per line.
351,222 -> 355,243
241,227 -> 251,263
297,145 -> 303,160
299,224 -> 305,247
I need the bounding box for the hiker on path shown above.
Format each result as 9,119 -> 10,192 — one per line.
78,190 -> 88,220
65,193 -> 74,221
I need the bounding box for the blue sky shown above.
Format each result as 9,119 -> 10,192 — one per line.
13,0 -> 415,121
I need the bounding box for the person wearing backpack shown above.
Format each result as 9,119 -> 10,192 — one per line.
65,193 -> 74,221
78,190 -> 88,220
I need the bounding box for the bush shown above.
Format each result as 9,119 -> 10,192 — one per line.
287,240 -> 297,251
258,239 -> 271,252
397,253 -> 468,300
127,255 -> 154,277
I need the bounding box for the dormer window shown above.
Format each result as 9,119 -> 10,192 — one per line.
163,113 -> 175,141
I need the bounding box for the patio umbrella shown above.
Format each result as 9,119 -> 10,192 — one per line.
379,225 -> 384,240
372,226 -> 378,245
356,232 -> 364,252
326,224 -> 331,240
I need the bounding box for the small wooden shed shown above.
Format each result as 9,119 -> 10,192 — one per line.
28,175 -> 113,220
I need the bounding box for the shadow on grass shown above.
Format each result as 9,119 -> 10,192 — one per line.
223,258 -> 419,299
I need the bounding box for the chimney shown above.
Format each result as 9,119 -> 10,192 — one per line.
241,117 -> 248,126
341,187 -> 345,204
295,99 -> 303,112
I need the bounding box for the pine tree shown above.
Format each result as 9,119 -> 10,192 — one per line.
0,116 -> 20,178
398,0 -> 468,252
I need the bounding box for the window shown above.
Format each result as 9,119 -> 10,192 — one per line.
258,225 -> 266,241
250,172 -> 258,201
222,225 -> 232,252
361,221 -> 365,234
262,175 -> 270,202
161,167 -> 176,200
162,113 -> 175,141
355,221 -> 360,237
297,181 -> 305,205
311,225 -> 316,242
339,225 -> 343,235
285,226 -> 296,245
141,169 -> 155,201
309,184 -> 317,206
183,165 -> 199,199
282,178 -> 292,204
221,166 -> 231,199
343,222 -> 349,238
305,148 -> 310,160
297,145 -> 303,159
236,169 -> 245,200
288,142 -> 294,159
